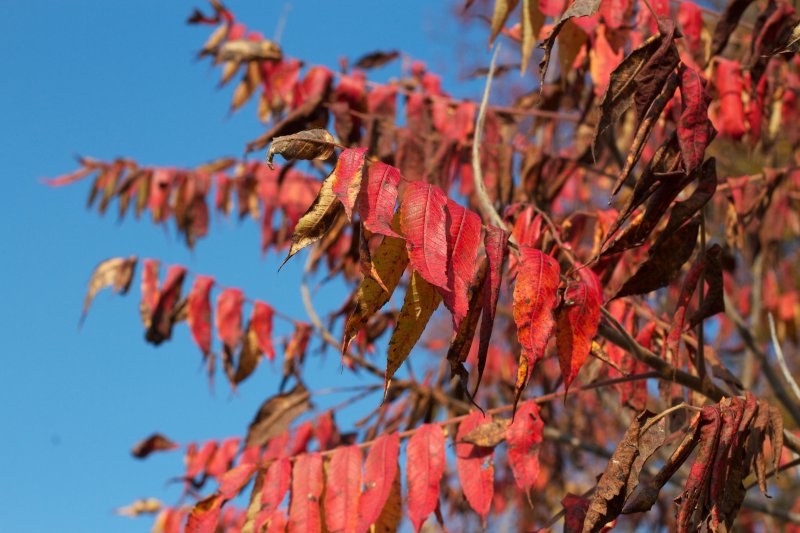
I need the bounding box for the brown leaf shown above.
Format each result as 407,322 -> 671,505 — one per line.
266,129 -> 336,169
217,39 -> 282,62
233,320 -> 262,384
245,383 -> 312,448
81,256 -> 137,324
539,0 -> 602,86
613,216 -> 700,299
115,498 -> 163,517
353,50 -> 400,70
460,418 -> 509,448
446,259 -> 488,394
675,406 -> 721,531
521,0 -> 545,73
709,0 -> 755,58
131,433 -> 179,459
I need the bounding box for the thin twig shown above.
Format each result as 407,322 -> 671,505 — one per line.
768,312 -> 800,401
697,212 -> 706,380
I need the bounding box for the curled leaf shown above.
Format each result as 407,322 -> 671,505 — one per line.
266,129 -> 336,169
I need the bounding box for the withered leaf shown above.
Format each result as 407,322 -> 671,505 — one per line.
446,259 -> 488,393
115,498 -> 162,517
81,256 -> 137,324
675,406 -> 721,531
217,39 -> 282,62
131,433 -> 179,459
613,215 -> 700,299
353,49 -> 400,70
539,0 -> 602,86
266,129 -> 336,169
281,170 -> 343,267
490,0 -> 520,45
709,0 -> 755,58
460,418 -> 509,448
233,320 -> 262,384
245,383 -> 312,448
521,0 -> 544,74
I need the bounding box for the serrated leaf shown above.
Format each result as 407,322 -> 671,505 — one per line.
282,170 -> 343,267
288,453 -> 323,533
385,271 -> 442,394
399,181 -> 449,289
332,147 -> 368,221
357,433 -> 400,533
359,162 -> 401,238
406,424 -> 445,532
266,129 -> 336,168
325,445 -> 362,533
556,268 -> 602,393
81,256 -> 137,324
456,411 -> 495,525
506,400 -> 544,495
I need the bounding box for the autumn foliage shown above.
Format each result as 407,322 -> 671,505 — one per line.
49,0 -> 800,531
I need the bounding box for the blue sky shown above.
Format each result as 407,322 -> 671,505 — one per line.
0,1 -> 505,531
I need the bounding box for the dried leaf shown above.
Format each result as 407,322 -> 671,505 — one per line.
709,0 -> 755,58
475,226 -> 509,397
539,0 -> 602,86
446,261 -> 488,392
399,181 -> 449,289
461,418 -> 509,448
245,384 -> 312,448
131,433 -> 179,459
675,406 -> 721,531
353,50 -> 400,69
490,0 -> 521,45
81,256 -> 137,324
282,171 -> 343,267
146,265 -> 187,345
521,0 -> 545,73
115,498 -> 162,517
185,494 -> 223,533
266,129 -> 336,169
406,424 -> 446,532
677,67 -> 715,173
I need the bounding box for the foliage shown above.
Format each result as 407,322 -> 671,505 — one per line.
51,0 -> 800,530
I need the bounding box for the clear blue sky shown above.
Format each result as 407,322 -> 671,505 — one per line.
0,1 -> 502,531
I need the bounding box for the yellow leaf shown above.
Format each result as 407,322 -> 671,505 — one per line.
521,0 -> 544,74
490,0 -> 520,45
385,271 -> 441,395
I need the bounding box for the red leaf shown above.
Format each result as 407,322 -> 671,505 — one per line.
332,147 -> 368,221
406,424 -> 445,532
288,453 -> 323,533
287,421 -> 314,456
357,432 -> 400,533
512,247 -> 560,395
187,275 -> 214,355
358,162 -> 401,238
146,265 -> 187,344
399,181 -> 449,289
714,59 -> 746,139
251,301 -> 276,361
185,494 -> 223,533
456,411 -> 495,524
441,200 -> 482,329
556,268 -> 602,393
475,226 -> 509,395
140,259 -> 160,328
207,437 -> 241,479
506,400 -> 544,495
262,457 -> 291,515
678,2 -> 703,50
216,288 -> 244,352
218,462 -> 257,500
324,445 -> 362,533
562,493 -> 591,533
678,67 -> 715,173
187,440 -> 218,480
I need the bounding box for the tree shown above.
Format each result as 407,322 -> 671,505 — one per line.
47,0 -> 800,530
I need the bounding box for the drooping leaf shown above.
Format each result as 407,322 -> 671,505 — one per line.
218,462 -> 258,500
490,0 -> 520,45
216,288 -> 244,353
562,493 -> 591,533
357,432 -> 400,533
81,256 -> 137,324
513,247 -> 560,400
406,424 -> 446,532
385,271 -> 442,394
262,457 -> 292,516
187,275 -> 214,356
675,406 -> 721,531
358,162 -> 402,238
324,445 -> 362,533
131,433 -> 179,459
506,400 -> 544,495
146,265 -> 187,345
677,67 -> 715,173
140,261 -> 160,330
343,229 -> 409,356
245,384 -> 312,448
266,129 -> 336,169
234,318 -> 262,384
556,268 -> 602,393
709,0 -> 755,58
441,199 -> 482,329
539,0 -> 602,86
521,0 -> 545,73
288,453 -> 323,533
282,171 -> 343,267
456,411 -> 495,524
446,261 -> 488,394
332,147 -> 368,221
613,215 -> 700,299
399,181 -> 449,289
251,301 -> 276,361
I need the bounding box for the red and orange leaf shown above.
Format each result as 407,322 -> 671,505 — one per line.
357,432 -> 400,533
441,199 -> 482,329
456,411 -> 495,524
506,400 -> 544,495
399,181 -> 449,289
251,301 -> 276,361
324,445 -> 362,533
406,424 -> 446,532
185,494 -> 223,533
186,440 -> 218,480
556,268 -> 602,393
187,275 -> 215,355
139,259 -> 160,329
288,453 -> 323,533
358,162 -> 401,238
207,437 -> 241,479
216,288 -> 244,352
146,265 -> 187,344
512,247 -> 560,396
262,457 -> 292,515
475,225 -> 509,396
332,147 -> 368,221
